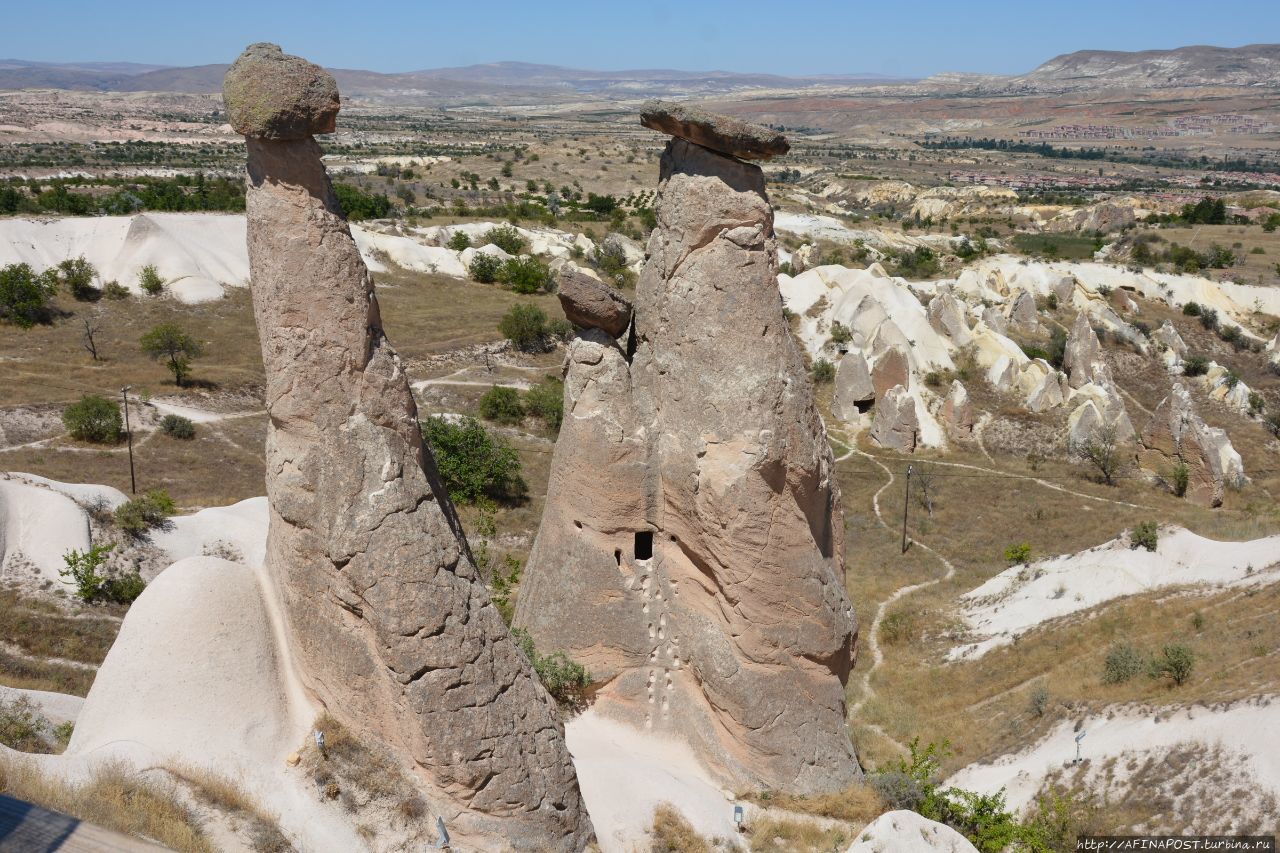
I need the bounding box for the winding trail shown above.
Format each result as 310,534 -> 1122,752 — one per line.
832,421 -> 1144,758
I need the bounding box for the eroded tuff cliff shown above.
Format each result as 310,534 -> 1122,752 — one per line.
226,43 -> 590,851
515,102 -> 860,794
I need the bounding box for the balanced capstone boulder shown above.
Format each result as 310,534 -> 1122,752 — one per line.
639,99 -> 789,160
223,43 -> 339,139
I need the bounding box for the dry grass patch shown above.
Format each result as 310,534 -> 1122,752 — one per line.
741,784 -> 883,825
650,803 -> 712,853
0,755 -> 213,852
169,765 -> 292,852
747,816 -> 851,852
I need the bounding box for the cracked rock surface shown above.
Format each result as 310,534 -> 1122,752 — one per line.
516,124 -> 860,794
230,44 -> 590,851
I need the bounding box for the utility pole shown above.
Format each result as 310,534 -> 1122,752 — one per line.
901,464 -> 913,554
121,386 -> 136,495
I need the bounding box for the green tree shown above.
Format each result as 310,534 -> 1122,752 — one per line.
1149,643 -> 1195,686
57,256 -> 98,300
140,322 -> 203,386
446,231 -> 471,251
420,416 -> 526,505
0,262 -> 58,327
62,395 -> 122,444
332,182 -> 391,220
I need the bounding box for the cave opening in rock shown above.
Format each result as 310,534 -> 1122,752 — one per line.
634,531 -> 654,561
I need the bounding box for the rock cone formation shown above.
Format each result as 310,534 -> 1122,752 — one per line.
226,44 -> 589,850
1138,381 -> 1245,507
515,110 -> 859,794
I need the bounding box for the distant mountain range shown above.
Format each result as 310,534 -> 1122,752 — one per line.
1,44 -> 1276,103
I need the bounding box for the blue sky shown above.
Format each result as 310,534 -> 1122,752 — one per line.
2,0 -> 1275,77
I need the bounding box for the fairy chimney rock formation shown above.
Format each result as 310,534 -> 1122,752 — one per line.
516,107 -> 860,794
225,44 -> 589,850
1064,311 -> 1103,388
1138,381 -> 1244,507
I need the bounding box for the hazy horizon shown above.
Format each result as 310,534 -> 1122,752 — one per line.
2,0 -> 1275,78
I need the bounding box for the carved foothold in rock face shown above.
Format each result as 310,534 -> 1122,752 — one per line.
230,48 -> 589,851
557,268 -> 633,337
639,99 -> 789,160
516,129 -> 858,795
223,43 -> 339,139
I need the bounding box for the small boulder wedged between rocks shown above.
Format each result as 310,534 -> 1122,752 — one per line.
639,99 -> 789,160
558,268 -> 633,338
223,43 -> 339,140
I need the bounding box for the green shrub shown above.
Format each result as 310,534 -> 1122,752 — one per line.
114,490 -> 176,537
53,721 -> 75,750
60,543 -> 115,602
812,358 -> 836,383
1003,542 -> 1031,565
332,182 -> 391,220
1129,521 -> 1158,552
478,385 -> 525,425
524,377 -> 564,432
1247,391 -> 1265,416
1149,643 -> 1195,686
1028,685 -> 1049,717
1170,462 -> 1191,498
0,262 -> 58,327
62,395 -> 122,444
468,252 -> 503,284
102,280 -> 130,300
101,572 -> 146,604
500,256 -> 553,294
1181,301 -> 1202,317
829,321 -> 852,345
57,257 -> 98,300
591,237 -> 635,287
137,264 -> 164,296
499,303 -> 555,351
1182,355 -> 1209,377
1103,641 -> 1145,684
483,224 -> 525,255
160,414 -> 195,440
511,628 -> 590,709
1198,308 -> 1219,331
420,416 -> 526,505
0,695 -> 50,753
490,554 -> 522,626
446,231 -> 471,251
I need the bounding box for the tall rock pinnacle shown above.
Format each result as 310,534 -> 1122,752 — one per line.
224,43 -> 590,850
515,102 -> 861,793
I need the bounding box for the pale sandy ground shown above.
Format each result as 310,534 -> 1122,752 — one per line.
949,526 -> 1280,660
565,709 -> 739,851
949,696 -> 1280,814
7,475 -> 1280,848
846,810 -> 978,852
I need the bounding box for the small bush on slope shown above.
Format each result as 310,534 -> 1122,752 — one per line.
478,385 -> 525,425
511,628 -> 589,709
62,395 -> 122,444
114,490 -> 176,538
1130,522 -> 1158,552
